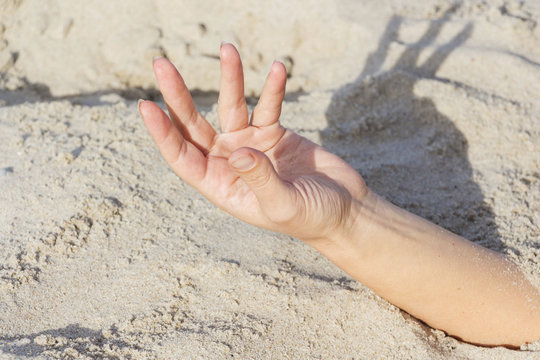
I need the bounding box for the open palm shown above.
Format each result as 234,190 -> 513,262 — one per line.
139,44 -> 366,241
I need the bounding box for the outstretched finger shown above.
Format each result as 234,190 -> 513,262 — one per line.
251,61 -> 287,127
139,100 -> 207,187
218,43 -> 249,133
153,57 -> 217,153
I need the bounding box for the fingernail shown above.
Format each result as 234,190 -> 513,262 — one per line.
270,60 -> 283,73
138,99 -> 145,112
153,56 -> 164,63
230,153 -> 255,171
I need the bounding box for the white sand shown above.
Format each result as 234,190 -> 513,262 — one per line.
1,0 -> 540,358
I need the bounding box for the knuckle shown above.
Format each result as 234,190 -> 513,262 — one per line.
184,108 -> 200,127
246,169 -> 272,189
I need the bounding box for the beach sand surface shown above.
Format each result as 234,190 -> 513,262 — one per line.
1,0 -> 540,358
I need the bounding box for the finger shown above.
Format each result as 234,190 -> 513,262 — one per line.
228,147 -> 297,224
251,61 -> 287,127
153,57 -> 217,153
218,43 -> 249,133
139,100 -> 207,186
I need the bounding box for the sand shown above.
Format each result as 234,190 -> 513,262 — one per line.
1,0 -> 540,358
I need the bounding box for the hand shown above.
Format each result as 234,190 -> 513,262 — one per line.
139,43 -> 367,242
138,44 -> 540,347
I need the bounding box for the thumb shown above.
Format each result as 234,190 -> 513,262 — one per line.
228,147 -> 297,223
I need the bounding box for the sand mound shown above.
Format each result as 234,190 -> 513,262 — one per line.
1,0 -> 540,358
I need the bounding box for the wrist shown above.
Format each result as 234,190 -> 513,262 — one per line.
341,189 -> 379,244
301,188 -> 379,264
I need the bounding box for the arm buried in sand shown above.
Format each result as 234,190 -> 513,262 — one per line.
138,43 -> 540,348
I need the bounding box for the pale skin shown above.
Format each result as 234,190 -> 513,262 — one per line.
138,43 -> 540,348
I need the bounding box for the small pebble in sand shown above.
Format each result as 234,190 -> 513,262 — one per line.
0,166 -> 14,177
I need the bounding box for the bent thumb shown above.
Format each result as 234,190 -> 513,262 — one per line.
229,147 -> 295,222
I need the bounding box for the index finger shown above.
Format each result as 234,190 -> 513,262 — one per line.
153,57 -> 217,153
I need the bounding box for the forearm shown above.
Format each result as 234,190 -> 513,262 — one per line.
306,189 -> 540,347
143,45 -> 539,348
